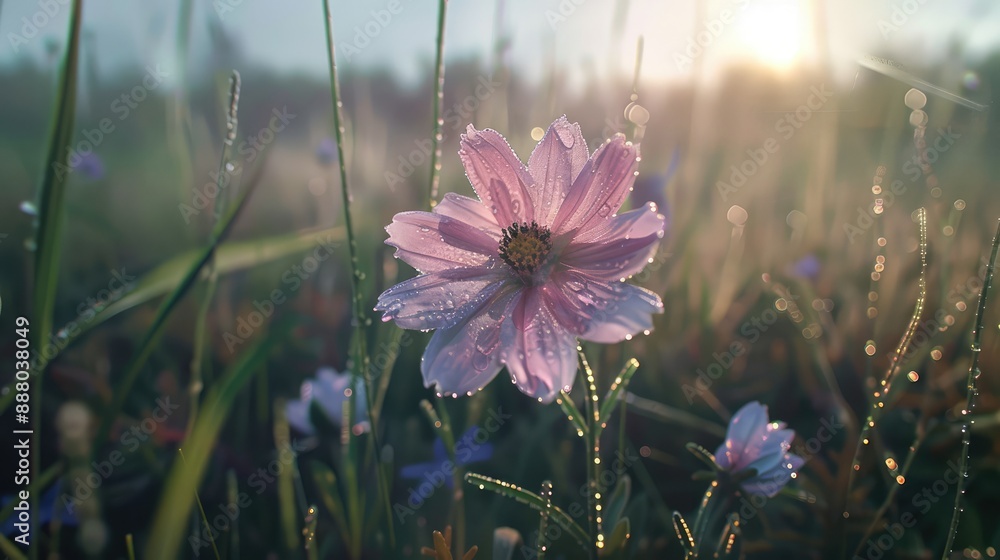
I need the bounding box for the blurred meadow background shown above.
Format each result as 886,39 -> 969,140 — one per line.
2,0 -> 1000,558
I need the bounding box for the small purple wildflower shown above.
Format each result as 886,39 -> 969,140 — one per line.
71,152 -> 105,181
399,427 -> 495,489
285,367 -> 367,435
316,137 -> 337,165
714,401 -> 804,497
790,254 -> 821,280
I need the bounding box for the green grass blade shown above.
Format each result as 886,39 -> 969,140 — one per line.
537,481 -> 553,560
93,170 -> 264,448
623,392 -> 726,438
62,225 -> 345,355
275,400 -> 300,551
186,70 -> 241,439
126,534 -> 136,560
0,534 -> 28,560
427,0 -> 448,208
465,472 -> 590,550
0,226 -> 344,416
143,317 -> 294,560
340,397 -> 363,560
942,217 -> 1000,559
321,0 -> 395,545
371,321 -> 404,414
29,3 -> 81,557
226,470 -> 240,559
310,460 -> 352,547
304,504 -> 319,560
31,0 -> 81,356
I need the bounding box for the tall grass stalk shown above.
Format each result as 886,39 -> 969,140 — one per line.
186,70 -> 241,439
941,217 -> 1000,559
427,0 -> 448,209
29,2 -> 81,557
850,211 -> 932,559
843,207 -> 928,537
320,0 -> 395,546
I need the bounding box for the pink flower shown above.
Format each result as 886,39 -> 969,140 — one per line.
714,402 -> 804,497
376,117 -> 665,402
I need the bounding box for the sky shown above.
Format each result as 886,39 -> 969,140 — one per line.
1,0 -> 999,90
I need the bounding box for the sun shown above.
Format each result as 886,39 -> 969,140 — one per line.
734,0 -> 805,70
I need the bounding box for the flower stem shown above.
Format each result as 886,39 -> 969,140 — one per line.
941,217 -> 1000,559
538,481 -> 553,560
578,351 -> 602,559
186,71 -> 240,440
436,399 -> 465,556
842,207 -> 927,551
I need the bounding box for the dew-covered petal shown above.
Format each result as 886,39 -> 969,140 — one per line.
527,116 -> 589,227
459,125 -> 535,226
375,268 -> 506,330
715,402 -> 769,470
500,288 -> 578,403
552,134 -> 639,237
561,203 -> 666,281
742,426 -> 796,473
421,286 -> 519,397
386,210 -> 498,273
576,281 -> 663,344
741,453 -> 805,497
542,271 -> 663,342
434,192 -> 503,239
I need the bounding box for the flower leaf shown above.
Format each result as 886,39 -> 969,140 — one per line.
465,472 -> 590,551
603,474 -> 631,530
685,442 -> 721,471
672,511 -> 696,552
557,390 -> 589,437
597,359 -> 639,432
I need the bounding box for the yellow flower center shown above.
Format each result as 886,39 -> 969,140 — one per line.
499,221 -> 553,282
